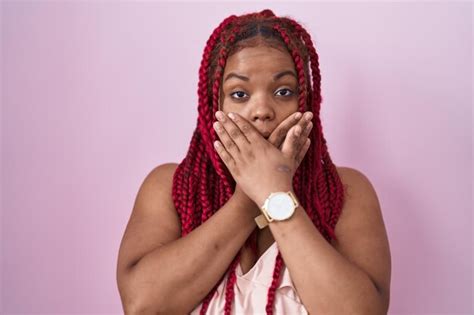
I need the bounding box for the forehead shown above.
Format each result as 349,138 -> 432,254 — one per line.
223,45 -> 295,75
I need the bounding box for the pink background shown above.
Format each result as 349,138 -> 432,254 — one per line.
1,1 -> 472,314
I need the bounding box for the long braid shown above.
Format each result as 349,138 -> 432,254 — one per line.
209,21 -> 243,315
187,15 -> 241,314
273,24 -> 308,111
171,9 -> 345,314
285,17 -> 344,240
197,14 -> 239,314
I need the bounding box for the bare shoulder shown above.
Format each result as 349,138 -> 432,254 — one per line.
332,166 -> 391,306
147,162 -> 180,183
117,162 -> 180,273
335,166 -> 378,202
134,162 -> 180,222
333,165 -> 385,240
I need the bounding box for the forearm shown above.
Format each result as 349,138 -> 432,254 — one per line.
268,204 -> 384,314
124,192 -> 260,314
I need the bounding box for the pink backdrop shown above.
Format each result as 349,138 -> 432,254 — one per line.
2,1 -> 472,314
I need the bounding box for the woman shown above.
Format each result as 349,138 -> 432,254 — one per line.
117,9 -> 391,314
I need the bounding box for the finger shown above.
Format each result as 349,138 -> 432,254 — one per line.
268,112 -> 302,148
302,121 -> 313,139
299,111 -> 314,137
288,112 -> 313,154
213,121 -> 240,158
216,111 -> 251,149
295,121 -> 313,153
213,140 -> 237,171
293,124 -> 306,153
226,112 -> 263,144
214,112 -> 242,156
295,138 -> 311,167
269,111 -> 313,149
280,124 -> 304,157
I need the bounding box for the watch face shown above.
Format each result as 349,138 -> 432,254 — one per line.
267,192 -> 295,220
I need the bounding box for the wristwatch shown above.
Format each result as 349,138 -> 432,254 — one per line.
254,191 -> 299,229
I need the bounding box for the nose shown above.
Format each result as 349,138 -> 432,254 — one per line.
250,95 -> 275,123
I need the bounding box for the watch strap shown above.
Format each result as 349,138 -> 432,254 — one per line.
255,214 -> 269,229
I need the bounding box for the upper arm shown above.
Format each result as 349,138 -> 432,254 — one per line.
331,167 -> 392,310
117,163 -> 181,276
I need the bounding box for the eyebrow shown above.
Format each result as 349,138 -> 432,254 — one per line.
223,70 -> 297,82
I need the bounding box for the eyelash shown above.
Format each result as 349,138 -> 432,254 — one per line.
230,88 -> 295,100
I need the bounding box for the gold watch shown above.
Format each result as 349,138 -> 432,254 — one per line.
254,191 -> 299,229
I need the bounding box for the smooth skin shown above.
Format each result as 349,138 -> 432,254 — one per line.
116,44 -> 391,314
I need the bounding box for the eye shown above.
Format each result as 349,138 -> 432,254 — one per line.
275,88 -> 294,97
230,90 -> 249,100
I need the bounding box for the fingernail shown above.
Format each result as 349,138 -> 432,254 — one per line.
213,122 -> 221,130
216,111 -> 225,121
228,112 -> 236,120
294,112 -> 302,120
306,112 -> 313,121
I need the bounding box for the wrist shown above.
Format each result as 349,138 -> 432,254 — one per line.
233,186 -> 261,216
254,184 -> 294,208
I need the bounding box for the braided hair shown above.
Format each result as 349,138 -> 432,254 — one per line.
171,9 -> 345,315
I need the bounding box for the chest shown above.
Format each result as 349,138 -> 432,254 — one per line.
239,227 -> 275,275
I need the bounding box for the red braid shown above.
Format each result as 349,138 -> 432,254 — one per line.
210,22 -> 243,315
171,9 -> 345,314
284,17 -> 345,238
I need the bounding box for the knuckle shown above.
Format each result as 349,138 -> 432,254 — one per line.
230,129 -> 240,138
241,123 -> 251,134
293,132 -> 300,142
222,153 -> 231,164
295,139 -> 303,150
277,128 -> 286,139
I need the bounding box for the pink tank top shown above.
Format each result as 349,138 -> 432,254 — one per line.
190,242 -> 309,314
